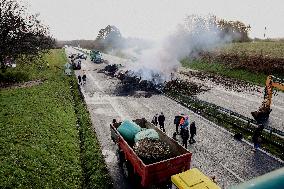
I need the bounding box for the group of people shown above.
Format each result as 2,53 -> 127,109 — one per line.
174,114 -> 196,148
78,72 -> 87,85
152,113 -> 197,149
151,112 -> 166,132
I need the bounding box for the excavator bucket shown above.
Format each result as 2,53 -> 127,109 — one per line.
251,109 -> 271,123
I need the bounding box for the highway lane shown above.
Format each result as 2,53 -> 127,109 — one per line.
66,47 -> 283,189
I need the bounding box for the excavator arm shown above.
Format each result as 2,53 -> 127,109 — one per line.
251,75 -> 284,122
271,82 -> 284,90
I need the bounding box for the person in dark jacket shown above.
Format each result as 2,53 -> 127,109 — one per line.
82,73 -> 86,85
151,114 -> 158,126
174,113 -> 184,134
181,127 -> 189,148
180,115 -> 189,138
78,75 -> 82,85
189,121 -> 196,144
252,124 -> 264,151
158,112 -> 165,132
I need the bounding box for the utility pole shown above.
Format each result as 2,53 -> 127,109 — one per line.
264,26 -> 267,39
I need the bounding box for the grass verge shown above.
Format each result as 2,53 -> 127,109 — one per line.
69,77 -> 112,189
0,49 -> 111,188
181,59 -> 267,86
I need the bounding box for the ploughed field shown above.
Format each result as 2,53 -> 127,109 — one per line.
209,41 -> 284,75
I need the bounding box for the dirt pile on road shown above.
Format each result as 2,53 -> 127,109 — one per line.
164,79 -> 209,96
133,138 -> 172,164
114,73 -> 160,97
180,70 -> 259,93
101,64 -> 209,97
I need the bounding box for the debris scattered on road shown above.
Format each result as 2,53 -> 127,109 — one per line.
164,79 -> 209,96
180,70 -> 259,93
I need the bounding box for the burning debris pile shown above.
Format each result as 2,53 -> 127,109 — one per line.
164,79 -> 209,96
116,72 -> 162,97
101,64 -> 209,97
133,138 -> 172,164
102,64 -> 121,76
101,64 -> 163,97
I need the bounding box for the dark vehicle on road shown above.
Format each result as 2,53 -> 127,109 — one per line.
69,53 -> 76,59
69,53 -> 87,60
90,50 -> 103,63
110,118 -> 192,188
71,59 -> 81,70
77,53 -> 87,60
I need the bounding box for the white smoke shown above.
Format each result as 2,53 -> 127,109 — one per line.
121,15 -> 238,82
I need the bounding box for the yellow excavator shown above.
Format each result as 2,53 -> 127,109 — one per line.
251,75 -> 284,122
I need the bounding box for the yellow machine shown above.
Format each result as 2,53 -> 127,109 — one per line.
251,75 -> 284,122
171,167 -> 284,189
171,168 -> 221,189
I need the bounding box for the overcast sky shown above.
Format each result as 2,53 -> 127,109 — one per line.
23,0 -> 284,40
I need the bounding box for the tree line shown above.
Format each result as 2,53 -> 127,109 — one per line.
58,17 -> 251,52
0,0 -> 55,71
1,0 -> 252,71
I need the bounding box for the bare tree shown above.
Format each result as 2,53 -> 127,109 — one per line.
0,0 -> 55,70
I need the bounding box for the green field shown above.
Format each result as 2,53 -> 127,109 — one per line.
218,41 -> 284,58
181,59 -> 267,86
0,50 -> 111,188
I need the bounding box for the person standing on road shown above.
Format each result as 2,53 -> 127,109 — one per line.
181,127 -> 189,148
78,75 -> 82,85
82,72 -> 86,85
158,112 -> 165,132
189,121 -> 196,144
151,114 -> 158,126
180,115 -> 189,137
252,124 -> 264,152
174,113 -> 184,134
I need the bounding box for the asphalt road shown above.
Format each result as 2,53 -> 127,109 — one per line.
67,47 -> 284,189
194,77 -> 284,133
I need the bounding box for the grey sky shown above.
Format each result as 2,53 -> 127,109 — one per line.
24,0 -> 284,40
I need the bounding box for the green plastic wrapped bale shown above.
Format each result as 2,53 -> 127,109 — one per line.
134,129 -> 159,143
117,120 -> 142,143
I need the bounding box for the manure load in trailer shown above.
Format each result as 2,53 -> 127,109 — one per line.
110,118 -> 192,187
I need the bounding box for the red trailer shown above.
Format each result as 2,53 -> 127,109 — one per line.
110,118 -> 192,188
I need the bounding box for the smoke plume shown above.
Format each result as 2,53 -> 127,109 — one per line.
120,15 -> 239,82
